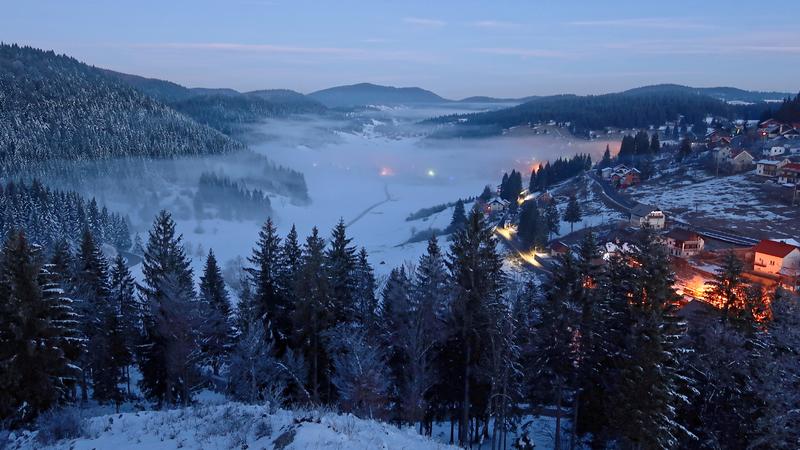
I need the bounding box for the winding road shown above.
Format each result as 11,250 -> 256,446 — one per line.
345,183 -> 395,227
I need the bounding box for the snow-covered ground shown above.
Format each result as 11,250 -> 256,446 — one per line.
6,402 -> 458,450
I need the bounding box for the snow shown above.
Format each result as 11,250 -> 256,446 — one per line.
7,402 -> 458,450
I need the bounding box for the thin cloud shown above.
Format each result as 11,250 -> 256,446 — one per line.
568,18 -> 715,30
127,42 -> 440,63
472,47 -> 573,58
470,20 -> 520,29
403,17 -> 446,28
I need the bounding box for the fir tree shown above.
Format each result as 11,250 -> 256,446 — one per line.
446,208 -> 505,446
199,250 -> 233,375
544,199 -> 560,240
138,210 -> 198,406
449,200 -> 467,233
291,227 -> 332,403
247,218 -> 285,348
352,247 -> 378,332
108,254 -> 140,398
325,219 -> 357,325
563,194 -> 582,233
0,232 -> 72,426
599,145 -> 612,169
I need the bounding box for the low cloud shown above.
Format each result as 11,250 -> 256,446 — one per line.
470,20 -> 519,29
403,17 -> 446,28
472,47 -> 573,58
568,17 -> 715,30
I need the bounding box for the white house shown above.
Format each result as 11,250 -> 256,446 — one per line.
766,146 -> 787,157
629,204 -> 665,230
753,239 -> 800,277
755,159 -> 789,177
664,228 -> 705,258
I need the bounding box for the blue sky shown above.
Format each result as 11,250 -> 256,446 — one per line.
3,0 -> 799,98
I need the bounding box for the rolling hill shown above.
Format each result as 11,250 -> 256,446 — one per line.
427,85 -> 780,138
308,82 -> 447,107
0,44 -> 242,174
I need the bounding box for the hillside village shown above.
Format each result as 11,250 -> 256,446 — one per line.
476,113 -> 800,322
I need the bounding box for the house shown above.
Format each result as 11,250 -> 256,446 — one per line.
485,198 -> 510,214
753,239 -> 800,277
629,203 -> 665,230
712,146 -> 732,162
609,165 -> 641,188
766,146 -> 787,157
755,159 -> 789,177
664,228 -> 705,258
600,167 -> 614,180
549,241 -> 571,257
729,149 -> 754,172
781,128 -> 800,140
777,163 -> 800,185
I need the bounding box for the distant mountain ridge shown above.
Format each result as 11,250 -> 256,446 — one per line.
308,82 -> 448,107
425,85 -> 784,138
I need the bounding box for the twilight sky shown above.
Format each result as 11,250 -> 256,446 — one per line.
3,0 -> 799,98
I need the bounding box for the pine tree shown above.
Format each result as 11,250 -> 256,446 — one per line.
138,210 -> 199,406
544,199 -> 560,240
479,185 -> 493,202
352,247 -> 378,332
599,145 -> 612,169
380,265 -> 412,421
277,224 -> 302,333
518,201 -> 547,249
650,133 -> 661,153
247,218 -> 286,348
563,194 -> 582,233
75,229 -> 116,403
325,219 -> 357,325
291,227 -> 331,403
449,200 -> 467,233
705,251 -> 746,321
199,250 -> 233,376
0,232 -> 72,426
108,254 -> 140,398
677,138 -> 692,161
446,208 -> 505,446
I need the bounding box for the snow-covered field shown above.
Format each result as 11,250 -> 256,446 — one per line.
6,402 -> 458,450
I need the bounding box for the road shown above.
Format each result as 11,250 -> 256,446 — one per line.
345,184 -> 394,227
587,171 -> 759,247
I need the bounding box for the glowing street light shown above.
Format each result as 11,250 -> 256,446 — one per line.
426,169 -> 436,177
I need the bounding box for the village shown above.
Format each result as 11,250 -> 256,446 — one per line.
479,116 -> 800,319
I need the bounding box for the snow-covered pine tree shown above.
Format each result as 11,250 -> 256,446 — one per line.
563,193 -> 582,233
445,207 -> 505,446
291,226 -> 332,404
0,232 -> 72,427
108,254 -> 140,398
326,324 -> 390,420
138,210 -> 199,406
325,219 -> 357,325
379,265 -> 412,422
199,249 -> 233,376
74,229 -> 116,403
352,247 -> 378,333
247,218 -> 286,349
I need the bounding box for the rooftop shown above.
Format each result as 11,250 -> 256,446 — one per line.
753,239 -> 799,258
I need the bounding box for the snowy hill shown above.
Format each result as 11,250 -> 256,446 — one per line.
309,82 -> 447,108
6,402 -> 457,450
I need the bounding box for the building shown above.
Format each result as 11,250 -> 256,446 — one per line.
766,146 -> 787,157
549,241 -> 570,257
609,165 -> 641,188
729,149 -> 754,172
629,203 -> 665,230
485,198 -> 510,214
777,163 -> 800,185
753,239 -> 800,277
755,159 -> 789,177
664,228 -> 705,258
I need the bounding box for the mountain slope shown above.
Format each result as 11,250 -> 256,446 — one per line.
309,82 -> 447,107
0,44 -> 241,173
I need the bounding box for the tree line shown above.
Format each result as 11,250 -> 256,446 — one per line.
1,210 -> 797,448
0,179 -> 131,251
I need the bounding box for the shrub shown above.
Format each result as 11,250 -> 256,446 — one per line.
35,407 -> 83,445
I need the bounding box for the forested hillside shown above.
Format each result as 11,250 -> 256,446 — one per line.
0,179 -> 131,250
428,87 -> 771,137
104,69 -> 326,135
0,44 -> 241,173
